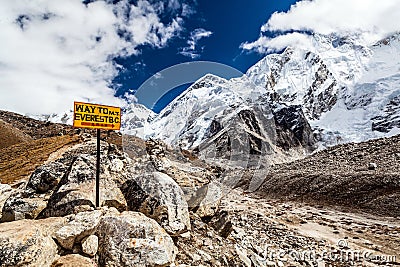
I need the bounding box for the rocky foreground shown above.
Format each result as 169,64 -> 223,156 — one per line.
0,111 -> 399,266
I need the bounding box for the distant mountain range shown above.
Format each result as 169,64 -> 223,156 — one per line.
30,32 -> 400,161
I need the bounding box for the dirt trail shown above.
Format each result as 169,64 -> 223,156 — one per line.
0,135 -> 80,185
289,205 -> 400,257
0,109 -> 121,185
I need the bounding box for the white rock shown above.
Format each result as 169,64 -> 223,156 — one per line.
81,235 -> 98,257
50,254 -> 95,267
0,184 -> 13,219
121,171 -> 191,235
180,231 -> 191,239
54,210 -> 102,250
97,211 -> 177,266
368,162 -> 377,170
1,192 -> 47,222
110,158 -> 124,172
0,217 -> 66,266
235,245 -> 251,267
189,181 -> 223,218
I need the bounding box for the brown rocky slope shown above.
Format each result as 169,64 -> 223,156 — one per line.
0,110 -> 127,185
254,134 -> 400,217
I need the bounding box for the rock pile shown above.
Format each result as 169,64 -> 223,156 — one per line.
0,138 -> 228,266
1,132 -> 399,266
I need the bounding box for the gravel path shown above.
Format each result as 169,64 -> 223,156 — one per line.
222,189 -> 400,266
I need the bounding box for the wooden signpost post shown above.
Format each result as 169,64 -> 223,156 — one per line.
73,101 -> 121,207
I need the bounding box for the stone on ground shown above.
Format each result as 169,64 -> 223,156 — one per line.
0,217 -> 66,267
54,210 -> 102,250
121,171 -> 191,235
97,211 -> 177,267
81,235 -> 99,257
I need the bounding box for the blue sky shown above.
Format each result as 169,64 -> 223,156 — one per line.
113,0 -> 298,111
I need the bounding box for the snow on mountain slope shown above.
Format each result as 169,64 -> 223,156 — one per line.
28,33 -> 400,151
349,34 -> 400,133
146,72 -> 316,169
122,103 -> 155,138
314,34 -> 400,143
246,46 -> 341,120
147,74 -> 259,148
29,111 -> 74,125
246,33 -> 400,145
146,33 -> 373,150
245,33 -> 376,117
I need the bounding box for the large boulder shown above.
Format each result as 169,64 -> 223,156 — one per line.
0,217 -> 66,267
81,235 -> 99,257
26,161 -> 68,194
40,155 -> 97,218
187,181 -> 223,218
121,171 -> 190,235
40,146 -> 128,218
1,191 -> 47,222
99,156 -> 128,212
1,160 -> 67,222
1,160 -> 70,222
97,211 -> 177,267
54,210 -> 102,250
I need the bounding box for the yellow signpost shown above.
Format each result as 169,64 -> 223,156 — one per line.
72,101 -> 122,208
73,101 -> 121,130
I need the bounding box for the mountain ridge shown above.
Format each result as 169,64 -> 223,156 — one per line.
145,32 -> 400,152
22,32 -> 400,160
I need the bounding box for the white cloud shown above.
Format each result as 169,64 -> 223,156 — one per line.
179,28 -> 213,59
167,0 -> 181,11
242,0 -> 400,53
241,33 -> 314,54
0,0 -> 183,115
181,3 -> 196,17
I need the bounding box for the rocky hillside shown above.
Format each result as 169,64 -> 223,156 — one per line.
0,110 -> 83,140
0,135 -> 79,185
254,134 -> 400,217
0,110 -> 128,185
0,119 -> 32,149
0,111 -> 399,266
0,110 -> 80,185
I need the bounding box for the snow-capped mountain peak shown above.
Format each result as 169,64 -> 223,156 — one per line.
28,32 -> 400,153
121,102 -> 155,138
147,73 -> 249,148
144,32 -> 400,151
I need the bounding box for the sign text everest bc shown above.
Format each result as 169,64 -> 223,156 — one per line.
73,101 -> 121,130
